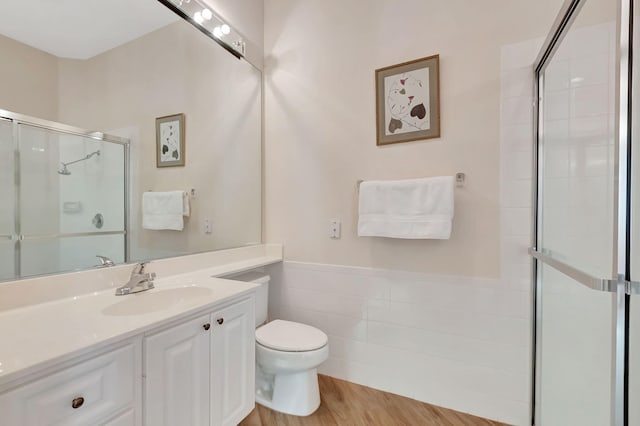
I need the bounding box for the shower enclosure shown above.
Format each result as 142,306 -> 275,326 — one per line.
0,110 -> 128,281
532,0 -> 640,424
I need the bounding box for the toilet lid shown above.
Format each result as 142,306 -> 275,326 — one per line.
256,320 -> 328,352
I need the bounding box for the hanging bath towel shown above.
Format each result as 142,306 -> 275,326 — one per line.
142,191 -> 188,231
357,176 -> 454,239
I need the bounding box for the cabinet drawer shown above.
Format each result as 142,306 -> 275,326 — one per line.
0,343 -> 136,426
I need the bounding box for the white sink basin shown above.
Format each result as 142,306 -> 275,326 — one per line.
102,286 -> 213,316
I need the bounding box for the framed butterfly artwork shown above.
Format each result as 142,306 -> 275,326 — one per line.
156,113 -> 185,167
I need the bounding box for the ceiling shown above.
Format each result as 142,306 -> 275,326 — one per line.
0,0 -> 179,59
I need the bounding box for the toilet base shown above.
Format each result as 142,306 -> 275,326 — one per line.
255,367 -> 321,416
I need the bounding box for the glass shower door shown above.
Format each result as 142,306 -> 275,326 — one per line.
0,110 -> 129,282
533,0 -> 623,424
0,118 -> 15,280
17,123 -> 126,278
629,1 -> 640,423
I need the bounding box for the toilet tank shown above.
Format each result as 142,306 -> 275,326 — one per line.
225,271 -> 269,327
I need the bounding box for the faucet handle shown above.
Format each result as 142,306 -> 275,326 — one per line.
131,262 -> 149,275
96,255 -> 115,268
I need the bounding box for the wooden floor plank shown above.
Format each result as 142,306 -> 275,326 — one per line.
239,375 -> 511,426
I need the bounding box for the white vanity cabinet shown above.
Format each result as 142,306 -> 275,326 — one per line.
144,297 -> 255,426
0,341 -> 142,426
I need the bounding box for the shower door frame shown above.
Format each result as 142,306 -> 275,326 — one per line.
0,109 -> 131,278
531,0 -> 636,425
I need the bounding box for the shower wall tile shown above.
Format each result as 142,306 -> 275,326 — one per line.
501,96 -> 534,126
571,85 -> 609,117
544,90 -> 570,120
545,119 -> 570,145
570,23 -> 612,58
503,208 -> 532,237
569,114 -> 610,143
502,179 -> 532,208
500,67 -> 534,99
498,40 -> 536,424
544,146 -> 570,178
570,55 -> 608,87
501,124 -> 533,152
544,59 -> 570,92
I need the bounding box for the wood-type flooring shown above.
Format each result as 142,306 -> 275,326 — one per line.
239,374 -> 511,426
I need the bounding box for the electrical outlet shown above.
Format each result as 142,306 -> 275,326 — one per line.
329,220 -> 341,239
204,218 -> 212,234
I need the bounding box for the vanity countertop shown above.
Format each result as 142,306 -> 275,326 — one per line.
0,270 -> 258,389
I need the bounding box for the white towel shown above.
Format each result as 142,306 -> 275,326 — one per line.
182,192 -> 190,217
142,191 -> 189,231
358,176 -> 454,239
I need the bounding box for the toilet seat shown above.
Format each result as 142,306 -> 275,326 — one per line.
256,319 -> 328,352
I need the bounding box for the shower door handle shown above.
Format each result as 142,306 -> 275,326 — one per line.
529,247 -> 616,292
529,248 -> 635,293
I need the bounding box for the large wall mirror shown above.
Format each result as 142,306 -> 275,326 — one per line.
0,0 -> 262,281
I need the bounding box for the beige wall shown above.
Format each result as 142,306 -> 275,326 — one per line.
0,34 -> 58,121
57,20 -> 262,260
263,0 -> 562,278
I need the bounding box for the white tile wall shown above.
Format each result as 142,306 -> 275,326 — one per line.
267,261 -> 531,425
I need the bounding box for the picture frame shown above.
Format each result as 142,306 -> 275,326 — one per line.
375,55 -> 440,146
156,113 -> 185,167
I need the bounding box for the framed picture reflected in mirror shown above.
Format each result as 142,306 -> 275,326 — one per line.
156,113 -> 185,167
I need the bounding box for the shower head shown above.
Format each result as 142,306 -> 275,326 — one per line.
58,150 -> 100,176
58,164 -> 71,175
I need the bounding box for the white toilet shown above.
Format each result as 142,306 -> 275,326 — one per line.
230,271 -> 329,416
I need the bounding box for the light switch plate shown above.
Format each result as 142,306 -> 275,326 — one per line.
329,220 -> 341,239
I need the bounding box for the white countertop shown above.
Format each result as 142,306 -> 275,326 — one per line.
0,244 -> 282,312
0,244 -> 283,390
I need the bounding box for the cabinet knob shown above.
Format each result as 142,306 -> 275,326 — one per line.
217,318 -> 224,325
203,323 -> 211,331
71,397 -> 85,409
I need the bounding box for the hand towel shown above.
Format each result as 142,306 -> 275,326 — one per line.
357,176 -> 454,239
182,191 -> 190,217
142,191 -> 187,231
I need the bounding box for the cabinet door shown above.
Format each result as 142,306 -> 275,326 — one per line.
144,314 -> 211,426
210,298 -> 255,426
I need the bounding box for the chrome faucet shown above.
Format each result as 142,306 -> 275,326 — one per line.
115,262 -> 156,296
96,255 -> 115,268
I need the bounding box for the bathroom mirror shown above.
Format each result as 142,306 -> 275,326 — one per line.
0,0 -> 262,281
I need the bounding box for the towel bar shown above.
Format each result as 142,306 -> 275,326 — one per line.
357,173 -> 465,188
146,188 -> 196,197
